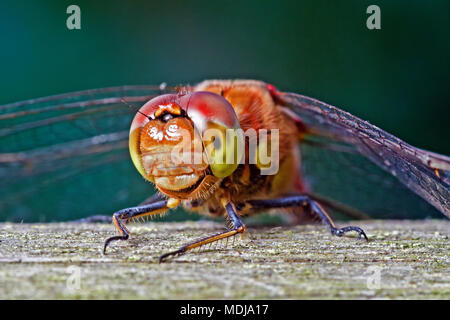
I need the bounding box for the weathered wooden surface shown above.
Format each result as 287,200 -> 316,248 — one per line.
0,220 -> 448,299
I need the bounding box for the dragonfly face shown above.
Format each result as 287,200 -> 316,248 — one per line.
128,91 -> 242,199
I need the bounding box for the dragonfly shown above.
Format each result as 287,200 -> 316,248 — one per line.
0,80 -> 448,261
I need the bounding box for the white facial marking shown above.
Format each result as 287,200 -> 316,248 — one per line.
165,124 -> 180,140
148,126 -> 164,141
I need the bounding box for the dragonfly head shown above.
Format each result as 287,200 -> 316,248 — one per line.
129,91 -> 243,198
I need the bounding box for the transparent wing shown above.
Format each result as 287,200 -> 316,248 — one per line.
0,85 -> 175,222
278,92 -> 450,218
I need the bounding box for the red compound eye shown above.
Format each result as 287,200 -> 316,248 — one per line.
179,91 -> 242,178
130,91 -> 240,135
180,91 -> 240,133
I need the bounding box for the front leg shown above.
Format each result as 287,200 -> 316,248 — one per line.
103,197 -> 180,254
159,202 -> 246,263
247,195 -> 368,241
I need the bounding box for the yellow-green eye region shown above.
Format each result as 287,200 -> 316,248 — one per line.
204,123 -> 244,178
129,127 -> 153,182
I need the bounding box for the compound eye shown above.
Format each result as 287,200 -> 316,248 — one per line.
202,123 -> 244,178
181,91 -> 240,133
180,92 -> 243,178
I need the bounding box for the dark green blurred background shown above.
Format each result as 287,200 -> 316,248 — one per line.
0,0 -> 449,222
1,0 -> 449,153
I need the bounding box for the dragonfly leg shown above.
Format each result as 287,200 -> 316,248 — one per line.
74,195 -> 167,224
159,202 -> 246,263
103,198 -> 180,254
247,195 -> 368,241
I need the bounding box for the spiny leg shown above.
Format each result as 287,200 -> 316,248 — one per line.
247,195 -> 368,241
159,202 -> 246,263
103,198 -> 180,254
74,195 -> 167,224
